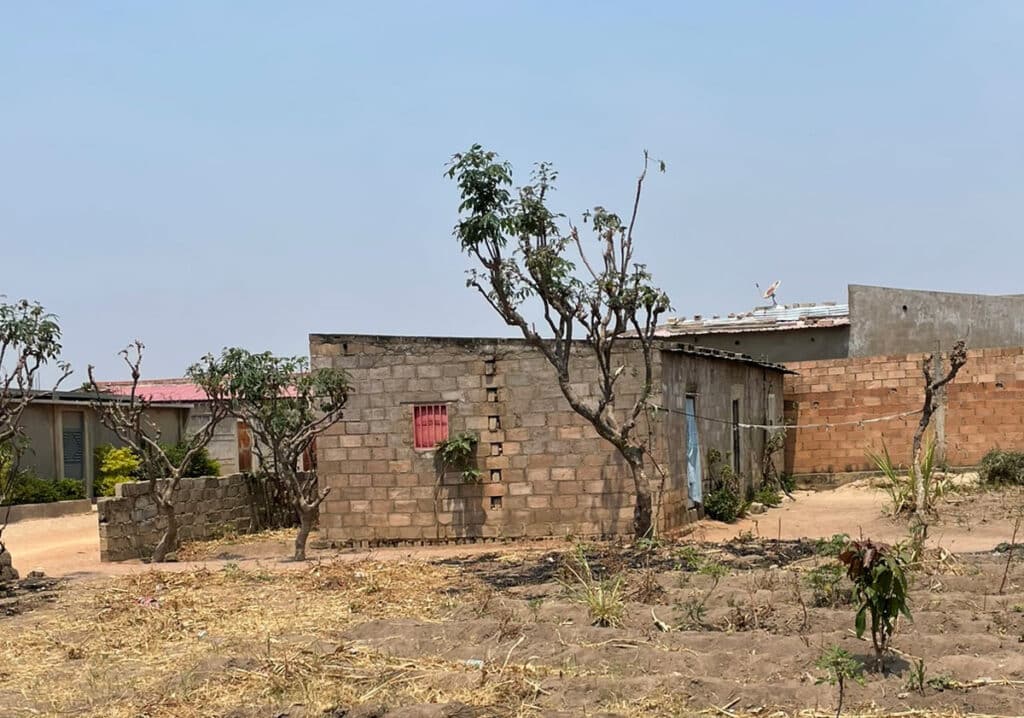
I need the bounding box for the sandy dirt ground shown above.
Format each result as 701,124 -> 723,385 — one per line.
4,477 -> 1021,580
2,480 -> 1024,717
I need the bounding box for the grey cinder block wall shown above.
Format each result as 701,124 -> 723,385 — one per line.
310,334 -> 786,546
98,474 -> 255,561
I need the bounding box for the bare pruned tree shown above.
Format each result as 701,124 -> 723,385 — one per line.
447,145 -> 671,539
87,341 -> 230,562
1,299 -> 72,548
912,340 -> 968,515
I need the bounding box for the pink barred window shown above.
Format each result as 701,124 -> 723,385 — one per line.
413,404 -> 448,449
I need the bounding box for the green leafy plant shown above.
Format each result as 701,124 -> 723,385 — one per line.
161,442 -> 220,478
779,473 -> 797,493
704,448 -> 745,522
815,645 -> 865,718
838,539 -> 912,668
704,485 -> 743,523
7,473 -> 84,505
979,449 -> 1024,485
805,564 -> 848,607
673,545 -> 703,571
558,545 -> 626,627
676,558 -> 728,629
94,445 -> 141,497
815,533 -> 851,557
435,431 -> 480,483
753,484 -> 782,507
926,673 -> 956,691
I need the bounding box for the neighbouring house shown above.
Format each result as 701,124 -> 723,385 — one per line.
98,379 -> 256,475
656,302 -> 850,363
12,389 -> 190,497
657,284 -> 1024,364
310,333 -> 789,546
658,284 -> 1024,480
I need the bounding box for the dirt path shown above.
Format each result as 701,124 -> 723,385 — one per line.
1,509 -> 562,579
692,479 -> 1023,553
3,510 -> 102,578
3,479 -> 1020,580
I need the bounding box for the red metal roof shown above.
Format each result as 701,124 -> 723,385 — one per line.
98,379 -> 211,403
98,377 -> 301,403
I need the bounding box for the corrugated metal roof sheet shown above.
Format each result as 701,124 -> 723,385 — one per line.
662,344 -> 794,373
98,379 -> 211,403
656,303 -> 849,336
98,378 -> 300,402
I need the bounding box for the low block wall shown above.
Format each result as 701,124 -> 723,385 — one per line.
98,474 -> 255,562
5,498 -> 92,524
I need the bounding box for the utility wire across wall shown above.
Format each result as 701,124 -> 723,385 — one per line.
644,402 -> 924,432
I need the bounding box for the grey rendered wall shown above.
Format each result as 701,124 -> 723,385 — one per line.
13,403 -> 187,496
17,404 -> 59,478
676,326 -> 849,363
186,407 -> 240,475
849,284 -> 1024,357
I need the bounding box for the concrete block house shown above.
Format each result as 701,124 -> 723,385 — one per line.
310,334 -> 788,545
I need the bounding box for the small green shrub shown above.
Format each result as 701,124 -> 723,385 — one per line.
7,473 -> 84,505
753,484 -> 782,507
704,485 -> 743,522
815,645 -> 865,718
815,533 -> 851,557
838,539 -> 911,667
675,559 -> 729,629
95,445 -> 141,497
805,563 -> 848,607
779,473 -> 797,493
704,447 -> 746,522
54,479 -> 86,501
162,442 -> 221,478
979,449 -> 1024,485
434,431 -> 480,482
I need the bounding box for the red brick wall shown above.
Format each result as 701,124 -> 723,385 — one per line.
784,348 -> 1024,475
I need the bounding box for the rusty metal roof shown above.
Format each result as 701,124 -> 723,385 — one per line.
660,343 -> 795,373
655,303 -> 849,337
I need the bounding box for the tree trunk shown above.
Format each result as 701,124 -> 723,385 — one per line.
294,505 -> 315,561
628,456 -> 654,540
151,498 -> 178,563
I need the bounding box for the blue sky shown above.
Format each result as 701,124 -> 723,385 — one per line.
2,2 -> 1022,380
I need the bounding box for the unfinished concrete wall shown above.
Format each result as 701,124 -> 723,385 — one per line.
310,334 -> 786,545
97,474 -> 254,561
784,347 -> 1024,476
668,326 -> 849,364
849,285 -> 1024,357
